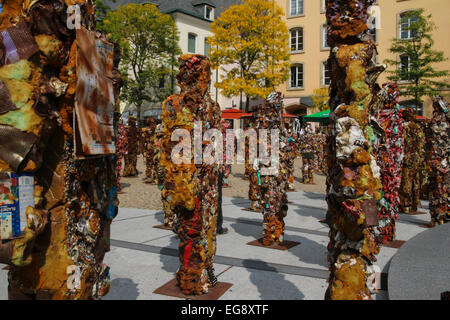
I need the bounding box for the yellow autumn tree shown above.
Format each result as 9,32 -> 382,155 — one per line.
312,87 -> 329,112
208,0 -> 289,111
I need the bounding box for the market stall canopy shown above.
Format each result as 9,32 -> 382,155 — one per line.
222,108 -> 252,119
304,110 -> 330,124
283,113 -> 297,118
305,109 -> 428,124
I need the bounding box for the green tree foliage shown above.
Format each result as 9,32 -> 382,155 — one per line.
95,0 -> 113,30
99,3 -> 181,122
208,0 -> 290,111
312,87 -> 329,112
385,9 -> 449,113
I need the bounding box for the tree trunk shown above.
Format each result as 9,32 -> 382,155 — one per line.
136,103 -> 142,127
240,92 -> 243,111
245,96 -> 250,112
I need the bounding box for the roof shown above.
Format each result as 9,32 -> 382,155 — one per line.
104,0 -> 242,21
300,96 -> 315,108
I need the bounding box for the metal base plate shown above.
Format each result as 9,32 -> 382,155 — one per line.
383,240 -> 406,249
247,238 -> 300,251
241,208 -> 263,213
153,224 -> 173,231
402,211 -> 426,215
153,278 -> 233,300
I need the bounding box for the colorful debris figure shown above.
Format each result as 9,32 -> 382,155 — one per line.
160,54 -> 221,295
155,123 -> 175,227
142,117 -> 158,184
115,118 -> 127,192
300,124 -> 315,184
426,96 -> 449,226
247,106 -> 262,210
0,0 -> 121,299
325,0 -> 385,300
399,108 -> 425,214
281,119 -> 297,191
375,83 -> 404,244
314,128 -> 327,174
123,116 -> 140,177
221,120 -> 232,187
254,92 -> 288,246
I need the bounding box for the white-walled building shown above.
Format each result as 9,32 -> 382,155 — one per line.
107,0 -> 243,119
157,0 -> 244,110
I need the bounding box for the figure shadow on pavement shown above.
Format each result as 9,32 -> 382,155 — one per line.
396,213 -> 430,228
154,211 -> 165,224
242,259 -> 305,300
159,235 -> 180,274
230,221 -> 328,267
231,172 -> 246,179
289,203 -> 327,220
285,234 -> 328,268
230,221 -> 261,238
302,191 -> 326,200
230,197 -> 251,208
119,182 -> 131,190
104,278 -> 139,300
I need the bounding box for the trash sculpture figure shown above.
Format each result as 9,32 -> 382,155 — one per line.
399,108 -> 425,214
426,96 -> 449,226
375,83 -> 404,244
0,0 -> 121,299
256,93 -> 289,246
115,118 -> 127,192
301,124 -> 315,184
282,120 -> 297,191
123,116 -> 139,177
325,0 -> 385,300
160,54 -> 221,295
142,117 -> 158,184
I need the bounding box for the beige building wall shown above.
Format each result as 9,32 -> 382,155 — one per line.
276,0 -> 450,117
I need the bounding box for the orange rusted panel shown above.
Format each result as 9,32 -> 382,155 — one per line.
75,26 -> 115,156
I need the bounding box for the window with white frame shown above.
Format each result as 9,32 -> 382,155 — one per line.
290,28 -> 304,52
290,64 -> 304,89
188,33 -> 197,53
322,61 -> 330,86
399,12 -> 418,39
322,25 -> 329,49
399,55 -> 412,81
205,6 -> 214,21
204,38 -> 211,56
290,0 -> 304,16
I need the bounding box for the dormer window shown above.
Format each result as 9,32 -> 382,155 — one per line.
205,5 -> 214,20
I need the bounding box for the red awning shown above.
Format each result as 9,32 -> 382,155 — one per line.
415,115 -> 428,121
222,108 -> 252,119
283,113 -> 297,118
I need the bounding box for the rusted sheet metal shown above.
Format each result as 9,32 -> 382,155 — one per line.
75,26 -> 115,156
0,22 -> 39,67
0,79 -> 17,114
0,125 -> 38,172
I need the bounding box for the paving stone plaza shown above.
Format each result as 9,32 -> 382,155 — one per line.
2,187 -> 440,300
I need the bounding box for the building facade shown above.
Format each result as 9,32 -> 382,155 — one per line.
158,0 -> 241,110
277,0 -> 450,117
108,0 -> 242,119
